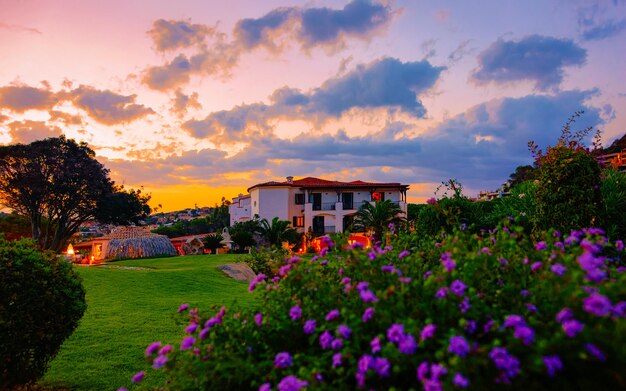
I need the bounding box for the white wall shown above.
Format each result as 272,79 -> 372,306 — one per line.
257,187 -> 290,221
229,195 -> 252,226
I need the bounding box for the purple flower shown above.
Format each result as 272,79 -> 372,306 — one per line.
370,336 -> 381,353
435,287 -> 449,299
530,262 -> 542,271
489,347 -> 520,381
465,320 -> 477,334
362,307 -> 375,322
556,307 -> 573,323
145,341 -> 161,356
582,292 -> 612,317
448,336 -> 470,357
399,277 -> 412,284
450,279 -> 467,296
441,252 -> 456,272
562,319 -> 584,337
199,327 -> 210,339
399,250 -> 410,259
248,274 -> 267,292
340,277 -> 351,285
535,241 -> 547,251
387,323 -> 406,343
359,289 -> 378,303
551,263 -> 567,276
374,357 -> 390,377
358,355 -> 374,373
458,296 -> 470,314
131,371 -> 145,383
525,303 -> 537,313
325,309 -> 340,321
543,355 -> 563,377
331,338 -> 343,350
177,303 -> 189,312
616,240 -> 624,251
277,375 -> 307,391
423,271 -> 432,279
337,324 -> 352,339
158,344 -> 173,355
303,319 -> 316,334
332,352 -> 342,367
420,324 -> 436,341
356,281 -> 369,291
585,343 -> 606,361
416,361 -> 429,381
612,301 -> 626,318
289,304 -> 302,320
503,314 -> 525,328
320,330 -> 333,349
274,352 -> 292,368
185,323 -> 198,334
513,325 -> 535,345
453,372 -> 470,388
398,334 -> 418,354
381,265 -> 395,273
259,383 -> 271,391
152,354 -> 168,369
254,312 -> 263,326
181,336 -> 195,350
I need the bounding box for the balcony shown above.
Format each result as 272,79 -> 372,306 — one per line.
313,202 -> 336,211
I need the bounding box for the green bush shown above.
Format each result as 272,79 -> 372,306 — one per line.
600,168 -> 626,240
0,238 -> 86,387
130,222 -> 625,390
490,180 -> 537,232
238,248 -> 289,277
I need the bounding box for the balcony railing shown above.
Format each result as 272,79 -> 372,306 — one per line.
321,202 -> 336,210
324,226 -> 336,233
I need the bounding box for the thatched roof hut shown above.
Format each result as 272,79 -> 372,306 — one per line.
104,227 -> 177,259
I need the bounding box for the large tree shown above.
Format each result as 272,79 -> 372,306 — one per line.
353,199 -> 404,240
0,136 -> 150,252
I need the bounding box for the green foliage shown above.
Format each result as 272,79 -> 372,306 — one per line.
259,217 -> 300,248
135,223 -> 625,390
534,146 -> 602,233
600,168 -> 626,240
95,186 -> 152,226
353,199 -> 404,240
0,238 -> 86,387
203,233 -> 224,253
490,181 -> 538,232
237,248 -> 289,277
0,212 -> 31,240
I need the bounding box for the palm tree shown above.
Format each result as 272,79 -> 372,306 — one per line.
353,200 -> 405,240
259,217 -> 299,248
203,233 -> 224,254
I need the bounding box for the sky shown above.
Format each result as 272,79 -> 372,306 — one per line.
1,0 -> 625,212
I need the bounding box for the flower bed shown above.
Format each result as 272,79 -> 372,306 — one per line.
126,221 -> 625,390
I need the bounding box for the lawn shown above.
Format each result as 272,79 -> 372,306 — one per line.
39,254 -> 257,391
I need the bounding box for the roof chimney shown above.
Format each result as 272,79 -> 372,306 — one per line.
286,176 -> 293,184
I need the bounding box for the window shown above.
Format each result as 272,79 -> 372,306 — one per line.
371,191 -> 385,202
292,216 -> 304,227
295,193 -> 305,205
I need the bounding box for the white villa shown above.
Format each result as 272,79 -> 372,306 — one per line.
230,176 -> 409,235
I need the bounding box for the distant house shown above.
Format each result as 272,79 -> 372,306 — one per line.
230,176 -> 409,235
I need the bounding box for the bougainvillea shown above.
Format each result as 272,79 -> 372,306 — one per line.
124,221 -> 625,390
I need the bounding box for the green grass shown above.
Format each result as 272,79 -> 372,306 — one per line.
39,254 -> 257,391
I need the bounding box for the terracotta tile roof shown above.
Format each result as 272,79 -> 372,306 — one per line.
248,177 -> 408,192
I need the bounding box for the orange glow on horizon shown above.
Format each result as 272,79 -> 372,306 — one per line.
143,184 -> 248,212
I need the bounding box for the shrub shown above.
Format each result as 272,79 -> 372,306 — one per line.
238,248 -> 290,277
600,168 -> 626,241
0,238 -> 87,387
128,222 -> 625,390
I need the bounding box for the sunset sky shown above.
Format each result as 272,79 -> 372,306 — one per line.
1,0 -> 625,211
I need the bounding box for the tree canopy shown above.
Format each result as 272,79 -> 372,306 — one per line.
353,199 -> 404,240
0,136 -> 151,252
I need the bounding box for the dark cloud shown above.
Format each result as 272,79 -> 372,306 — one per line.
62,85 -> 155,125
170,89 -> 202,118
471,35 -> 587,91
581,18 -> 626,40
7,120 -> 63,143
48,110 -> 83,126
148,19 -> 214,51
298,0 -> 393,48
0,85 -> 57,112
143,1 -> 396,91
183,57 -> 444,142
234,8 -> 295,50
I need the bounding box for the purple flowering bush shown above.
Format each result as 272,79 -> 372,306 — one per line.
128,221 -> 625,390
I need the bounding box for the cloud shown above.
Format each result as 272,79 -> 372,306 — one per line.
183,57 -> 445,142
0,22 -> 42,35
271,57 -> 446,117
581,18 -> 626,40
143,1 -> 397,90
7,120 -> 63,143
0,85 -> 57,112
62,85 -> 155,125
297,0 -> 394,49
170,89 -> 202,118
471,35 -> 587,91
148,19 -> 214,51
48,110 -> 83,126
